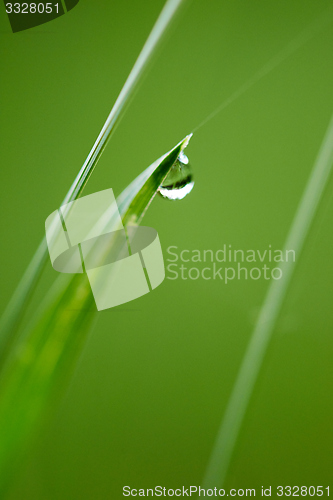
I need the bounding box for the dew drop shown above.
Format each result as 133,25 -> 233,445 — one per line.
158,151 -> 194,200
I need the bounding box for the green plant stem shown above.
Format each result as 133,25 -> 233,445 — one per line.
0,136 -> 191,497
0,0 -> 187,357
201,113 -> 333,490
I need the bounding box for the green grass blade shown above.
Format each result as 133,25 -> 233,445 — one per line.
0,0 -> 187,356
202,115 -> 333,490
0,135 -> 191,495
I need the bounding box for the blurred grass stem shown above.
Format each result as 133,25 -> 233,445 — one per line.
202,113 -> 333,490
0,0 -> 187,356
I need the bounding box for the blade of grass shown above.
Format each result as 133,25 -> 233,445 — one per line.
0,0 -> 188,359
0,135 -> 191,496
202,114 -> 333,490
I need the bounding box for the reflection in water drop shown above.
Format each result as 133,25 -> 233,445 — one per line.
158,151 -> 194,200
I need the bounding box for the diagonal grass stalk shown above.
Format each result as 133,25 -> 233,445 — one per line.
0,0 -> 188,358
0,135 -> 191,496
202,113 -> 333,490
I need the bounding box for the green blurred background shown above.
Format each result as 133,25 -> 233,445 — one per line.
1,0 -> 333,497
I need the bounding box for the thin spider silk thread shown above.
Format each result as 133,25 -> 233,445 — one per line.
191,7 -> 333,134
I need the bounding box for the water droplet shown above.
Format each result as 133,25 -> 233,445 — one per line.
158,151 -> 194,200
